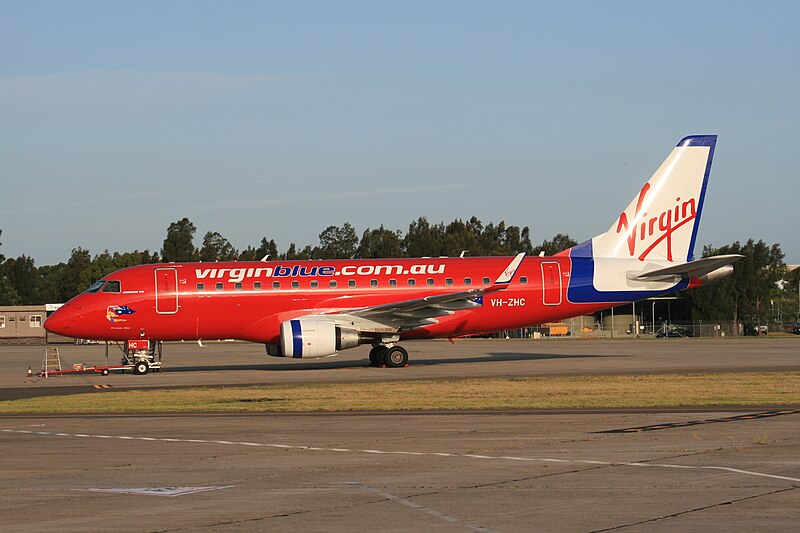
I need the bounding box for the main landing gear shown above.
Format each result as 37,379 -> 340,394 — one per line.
368,344 -> 409,368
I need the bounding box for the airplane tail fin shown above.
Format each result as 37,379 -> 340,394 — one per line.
589,135 -> 717,263
564,135 -> 732,303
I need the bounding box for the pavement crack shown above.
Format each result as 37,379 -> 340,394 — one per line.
153,501 -> 364,532
589,486 -> 798,532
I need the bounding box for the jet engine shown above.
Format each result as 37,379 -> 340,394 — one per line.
266,318 -> 362,358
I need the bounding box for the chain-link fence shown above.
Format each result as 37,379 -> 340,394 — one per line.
486,320 -> 800,339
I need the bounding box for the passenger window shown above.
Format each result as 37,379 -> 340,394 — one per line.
291,281 -> 299,289
482,277 -> 490,285
520,276 -> 528,285
330,280 -> 338,288
311,280 -> 319,289
272,281 -> 281,290
426,278 -> 434,286
464,277 -> 472,286
445,277 -> 453,286
389,279 -> 397,287
407,279 -> 416,286
254,282 -> 262,290
196,283 -> 205,291
348,279 -> 356,288
215,282 -> 224,291
234,282 -> 243,291
101,280 -> 121,293
370,279 -> 378,287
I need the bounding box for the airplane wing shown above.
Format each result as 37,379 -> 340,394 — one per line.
629,254 -> 744,281
324,253 -> 526,331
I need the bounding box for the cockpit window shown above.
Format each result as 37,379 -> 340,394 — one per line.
84,280 -> 105,293
101,280 -> 121,293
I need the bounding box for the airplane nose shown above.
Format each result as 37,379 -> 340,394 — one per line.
44,304 -> 76,334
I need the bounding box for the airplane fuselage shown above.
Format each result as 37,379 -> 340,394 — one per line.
44,254 -> 692,345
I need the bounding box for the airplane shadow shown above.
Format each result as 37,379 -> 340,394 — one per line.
162,352 -> 623,373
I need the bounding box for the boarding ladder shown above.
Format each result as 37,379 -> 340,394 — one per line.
42,347 -> 62,377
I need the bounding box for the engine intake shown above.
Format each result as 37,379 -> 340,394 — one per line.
272,318 -> 362,358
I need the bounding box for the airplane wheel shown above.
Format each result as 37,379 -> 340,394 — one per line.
369,345 -> 387,367
384,346 -> 408,368
133,361 -> 149,375
101,369 -> 109,376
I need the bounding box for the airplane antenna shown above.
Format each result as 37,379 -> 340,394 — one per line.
459,250 -> 468,258
539,251 -> 546,257
260,255 -> 270,261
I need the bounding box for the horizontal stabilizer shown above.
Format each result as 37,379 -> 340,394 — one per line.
630,254 -> 744,281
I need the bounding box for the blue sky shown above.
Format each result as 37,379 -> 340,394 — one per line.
2,1 -> 798,264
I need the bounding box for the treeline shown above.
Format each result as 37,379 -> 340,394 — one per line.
684,239 -> 796,323
0,219 -> 574,305
162,217 -> 575,262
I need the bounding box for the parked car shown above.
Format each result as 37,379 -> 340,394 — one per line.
743,324 -> 768,336
792,322 -> 800,335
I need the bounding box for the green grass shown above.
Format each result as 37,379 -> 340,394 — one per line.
2,372 -> 798,414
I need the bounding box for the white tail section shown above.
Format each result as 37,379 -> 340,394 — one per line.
591,135 -> 716,263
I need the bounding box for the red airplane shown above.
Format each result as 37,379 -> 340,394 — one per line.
45,135 -> 741,368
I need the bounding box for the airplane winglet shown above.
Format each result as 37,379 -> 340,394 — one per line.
491,252 -> 526,289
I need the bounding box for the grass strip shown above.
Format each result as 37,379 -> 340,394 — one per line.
2,372 -> 799,414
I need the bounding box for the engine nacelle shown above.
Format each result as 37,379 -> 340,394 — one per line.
271,318 -> 362,358
698,265 -> 734,284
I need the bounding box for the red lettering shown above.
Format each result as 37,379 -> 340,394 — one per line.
616,183 -> 650,257
615,184 -> 697,261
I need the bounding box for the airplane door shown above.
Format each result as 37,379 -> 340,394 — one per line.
541,262 -> 562,306
155,268 -> 179,314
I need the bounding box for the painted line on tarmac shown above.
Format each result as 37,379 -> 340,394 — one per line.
3,428 -> 799,484
344,482 -> 494,533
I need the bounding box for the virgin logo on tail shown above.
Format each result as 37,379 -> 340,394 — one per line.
615,184 -> 697,261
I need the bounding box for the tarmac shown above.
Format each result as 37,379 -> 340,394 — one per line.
1,337 -> 798,531
1,337 -> 799,399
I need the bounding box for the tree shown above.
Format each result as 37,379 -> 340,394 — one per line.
533,233 -> 578,256
239,238 -> 279,261
3,255 -> 38,304
283,242 -> 312,260
317,223 -> 358,259
60,248 -> 93,298
441,218 -> 480,257
0,274 -> 20,305
199,231 -> 238,262
161,218 -> 197,262
0,230 -> 21,304
686,239 -> 785,322
76,249 -> 160,292
404,217 -> 444,257
33,263 -> 67,303
356,226 -> 404,258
